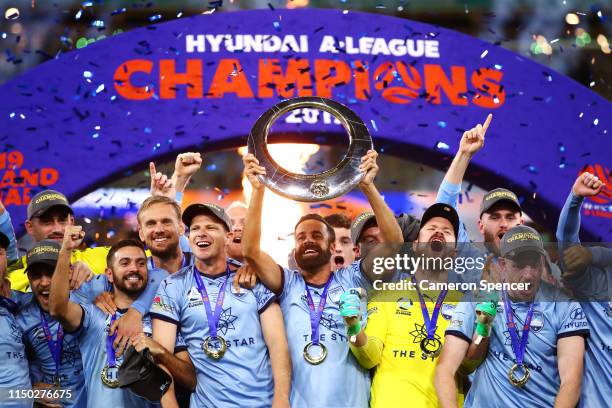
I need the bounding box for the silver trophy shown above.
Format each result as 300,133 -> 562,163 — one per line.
247,97 -> 373,202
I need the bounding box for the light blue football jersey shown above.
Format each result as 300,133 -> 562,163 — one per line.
446,283 -> 589,407
76,303 -> 158,408
16,298 -> 86,407
279,261 -> 371,408
150,265 -> 276,408
0,295 -> 32,408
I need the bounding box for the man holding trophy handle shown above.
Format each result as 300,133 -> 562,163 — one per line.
242,147 -> 403,408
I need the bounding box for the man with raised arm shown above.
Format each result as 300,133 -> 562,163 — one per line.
49,227 -> 188,408
16,240 -> 87,407
435,114 -> 526,283
242,149 -> 403,407
435,225 -> 587,408
556,171 -> 610,408
339,203 -> 467,407
149,203 -> 291,408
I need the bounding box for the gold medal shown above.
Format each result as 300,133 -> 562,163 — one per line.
420,337 -> 442,358
508,363 -> 530,387
303,341 -> 328,365
101,365 -> 119,388
202,335 -> 227,360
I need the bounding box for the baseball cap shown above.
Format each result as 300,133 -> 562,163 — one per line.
118,346 -> 171,402
25,240 -> 61,273
500,225 -> 546,259
182,203 -> 232,231
350,212 -> 376,244
419,203 -> 460,239
27,190 -> 73,220
0,232 -> 10,250
480,188 -> 521,217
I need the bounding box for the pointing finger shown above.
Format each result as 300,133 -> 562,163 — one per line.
482,113 -> 493,132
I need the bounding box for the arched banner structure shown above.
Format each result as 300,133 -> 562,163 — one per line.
0,9 -> 609,239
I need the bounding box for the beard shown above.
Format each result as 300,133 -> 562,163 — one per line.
483,229 -> 501,256
112,271 -> 146,295
147,235 -> 179,259
295,242 -> 332,271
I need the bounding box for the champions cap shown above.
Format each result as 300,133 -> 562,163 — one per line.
27,190 -> 73,220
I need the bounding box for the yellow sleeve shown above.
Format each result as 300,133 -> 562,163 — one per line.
7,256 -> 29,292
71,246 -> 110,275
348,300 -> 388,369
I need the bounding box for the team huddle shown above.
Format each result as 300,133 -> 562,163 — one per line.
0,115 -> 609,408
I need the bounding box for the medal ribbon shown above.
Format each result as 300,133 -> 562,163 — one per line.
105,313 -> 118,367
39,307 -> 64,380
411,276 -> 448,339
193,264 -> 231,339
304,273 -> 334,345
502,289 -> 535,367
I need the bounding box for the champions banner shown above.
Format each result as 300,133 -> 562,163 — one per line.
0,9 -> 609,239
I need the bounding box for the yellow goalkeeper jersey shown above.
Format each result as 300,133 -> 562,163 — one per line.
350,285 -> 465,408
7,246 -> 111,292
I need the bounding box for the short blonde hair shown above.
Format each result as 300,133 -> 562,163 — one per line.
137,196 -> 182,224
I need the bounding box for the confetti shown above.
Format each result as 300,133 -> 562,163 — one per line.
75,10 -> 83,20
480,50 -> 488,58
436,141 -> 450,150
437,121 -> 447,128
149,14 -> 162,22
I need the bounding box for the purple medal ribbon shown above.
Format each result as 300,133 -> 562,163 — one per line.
304,273 -> 334,345
39,307 -> 64,379
411,275 -> 448,339
105,313 -> 118,367
193,264 -> 231,339
502,289 -> 535,367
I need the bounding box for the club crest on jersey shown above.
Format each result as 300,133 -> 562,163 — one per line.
441,304 -> 456,320
152,296 -> 175,313
531,311 -> 544,332
328,285 -> 345,304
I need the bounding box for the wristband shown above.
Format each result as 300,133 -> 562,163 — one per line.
475,321 -> 491,337
347,321 -> 362,337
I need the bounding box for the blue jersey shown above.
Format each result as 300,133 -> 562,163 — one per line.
16,299 -> 86,408
76,303 -> 158,408
0,295 -> 31,407
150,265 -> 276,408
446,283 -> 589,407
279,261 -> 371,408
556,191 -> 612,407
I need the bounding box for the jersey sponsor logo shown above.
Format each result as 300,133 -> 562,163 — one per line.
328,285 -> 345,304
396,297 -> 413,311
531,311 -> 544,332
449,318 -> 463,329
409,322 -> 441,345
570,307 -> 585,321
152,295 -> 174,313
9,321 -> 24,343
319,312 -> 340,331
217,307 -> 238,335
441,303 -> 456,320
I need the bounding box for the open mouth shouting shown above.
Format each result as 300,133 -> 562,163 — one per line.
232,236 -> 242,244
429,234 -> 446,252
334,256 -> 345,268
195,239 -> 212,249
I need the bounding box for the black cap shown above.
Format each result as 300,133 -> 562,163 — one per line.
480,188 -> 521,217
500,225 -> 546,259
0,232 -> 10,250
182,203 -> 232,231
118,346 -> 171,402
420,203 -> 460,239
27,190 -> 73,220
25,240 -> 61,273
350,211 -> 376,244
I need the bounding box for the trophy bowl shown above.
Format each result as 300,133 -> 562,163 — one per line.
247,97 -> 373,202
